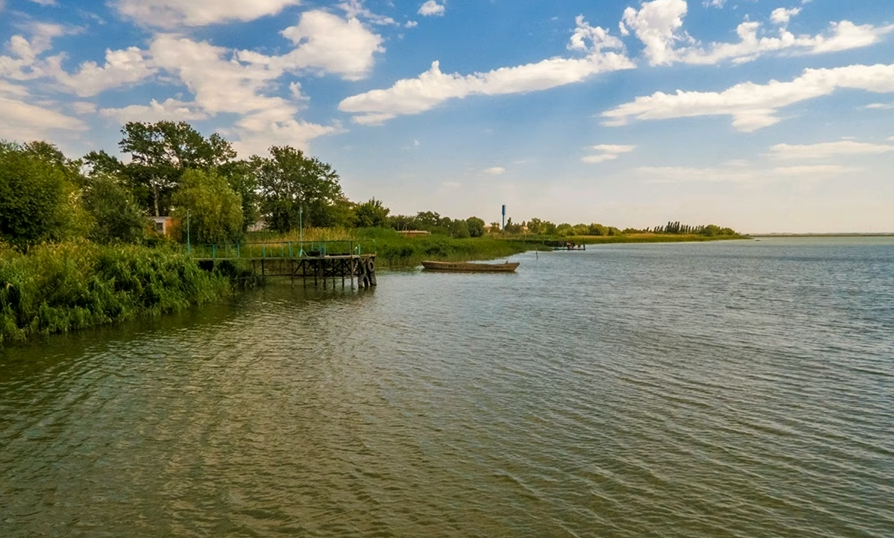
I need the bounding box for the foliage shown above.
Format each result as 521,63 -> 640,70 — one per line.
82,174 -> 148,244
466,217 -> 485,238
252,146 -> 345,233
85,121 -> 237,217
171,169 -> 243,245
218,159 -> 260,232
0,241 -> 229,346
0,142 -> 87,247
354,198 -> 390,228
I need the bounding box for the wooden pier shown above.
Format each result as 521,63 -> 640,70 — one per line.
192,241 -> 378,289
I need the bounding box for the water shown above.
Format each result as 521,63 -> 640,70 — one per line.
2,237 -> 893,537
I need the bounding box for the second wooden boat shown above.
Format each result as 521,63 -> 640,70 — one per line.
421,260 -> 519,272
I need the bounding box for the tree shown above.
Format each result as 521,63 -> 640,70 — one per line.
114,121 -> 236,217
0,142 -> 87,247
354,198 -> 390,228
451,219 -> 471,238
218,159 -> 260,232
252,146 -> 344,233
171,169 -> 243,245
466,217 -> 485,238
82,174 -> 148,244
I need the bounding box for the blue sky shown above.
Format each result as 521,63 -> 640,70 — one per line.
1,0 -> 893,232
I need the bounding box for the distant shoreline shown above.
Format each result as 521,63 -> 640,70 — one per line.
749,233 -> 894,237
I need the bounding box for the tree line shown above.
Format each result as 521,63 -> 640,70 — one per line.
1,120 -> 740,249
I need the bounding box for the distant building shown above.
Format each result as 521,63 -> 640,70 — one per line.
398,230 -> 431,237
150,216 -> 173,236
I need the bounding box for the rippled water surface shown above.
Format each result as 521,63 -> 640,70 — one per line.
2,237 -> 893,537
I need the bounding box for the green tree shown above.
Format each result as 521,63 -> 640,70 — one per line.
252,146 -> 344,233
451,219 -> 471,238
354,198 -> 391,228
171,169 -> 243,245
98,121 -> 237,217
82,174 -> 148,244
0,142 -> 86,247
466,217 -> 485,238
218,159 -> 260,232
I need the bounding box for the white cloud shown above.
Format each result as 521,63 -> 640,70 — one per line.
406,21 -> 418,28
99,98 -> 208,123
768,140 -> 894,160
861,102 -> 894,110
0,94 -> 87,142
678,20 -> 894,65
54,47 -> 155,97
703,0 -> 726,8
483,166 -> 506,175
29,0 -> 56,5
602,62 -> 894,131
339,16 -> 633,124
337,0 -> 397,26
71,101 -> 96,115
418,1 -> 445,17
239,10 -> 384,81
581,144 -> 636,163
621,0 -> 690,65
113,0 -> 302,28
147,34 -> 337,154
770,7 -> 801,26
624,1 -> 893,66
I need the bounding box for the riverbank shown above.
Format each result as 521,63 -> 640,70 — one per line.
353,229 -> 748,267
0,242 -> 230,346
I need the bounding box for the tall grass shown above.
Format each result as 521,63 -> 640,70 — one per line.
0,241 -> 230,346
355,228 -> 538,267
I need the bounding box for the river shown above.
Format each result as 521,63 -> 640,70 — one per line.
2,237 -> 893,537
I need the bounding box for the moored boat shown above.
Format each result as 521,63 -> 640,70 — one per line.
421,260 -> 519,272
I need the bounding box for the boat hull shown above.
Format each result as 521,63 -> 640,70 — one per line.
421,261 -> 519,272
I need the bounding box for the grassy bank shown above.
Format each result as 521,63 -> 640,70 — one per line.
566,233 -> 748,244
355,228 -> 536,267
0,241 -> 230,346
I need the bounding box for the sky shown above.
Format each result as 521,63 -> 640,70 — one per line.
1,0 -> 893,233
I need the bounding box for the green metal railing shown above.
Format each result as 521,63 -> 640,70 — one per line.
186,240 -> 376,260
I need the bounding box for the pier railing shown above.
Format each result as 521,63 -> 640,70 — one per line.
187,240 -> 376,260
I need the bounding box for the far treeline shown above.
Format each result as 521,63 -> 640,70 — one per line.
1,120 -> 741,249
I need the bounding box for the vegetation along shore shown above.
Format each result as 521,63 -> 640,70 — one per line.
0,120 -> 745,345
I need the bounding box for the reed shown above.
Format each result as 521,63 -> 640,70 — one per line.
0,241 -> 230,346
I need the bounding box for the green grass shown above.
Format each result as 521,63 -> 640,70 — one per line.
0,241 -> 230,346
355,228 -> 539,267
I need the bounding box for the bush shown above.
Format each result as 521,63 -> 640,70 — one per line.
0,241 -> 229,346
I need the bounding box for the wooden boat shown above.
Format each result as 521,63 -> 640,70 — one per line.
421,260 -> 519,272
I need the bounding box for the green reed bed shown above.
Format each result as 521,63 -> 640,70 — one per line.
356,228 -> 538,268
0,241 -> 230,346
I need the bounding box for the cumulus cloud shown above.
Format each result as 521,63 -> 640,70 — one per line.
99,98 -> 208,123
271,10 -> 384,80
113,0 -> 302,28
54,47 -> 156,97
418,1 -> 445,17
581,144 -> 636,163
623,0 -> 894,66
483,166 -> 505,175
602,62 -> 894,131
768,140 -> 894,160
339,16 -> 633,124
621,0 -> 690,65
146,34 -> 338,154
770,7 -> 801,26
